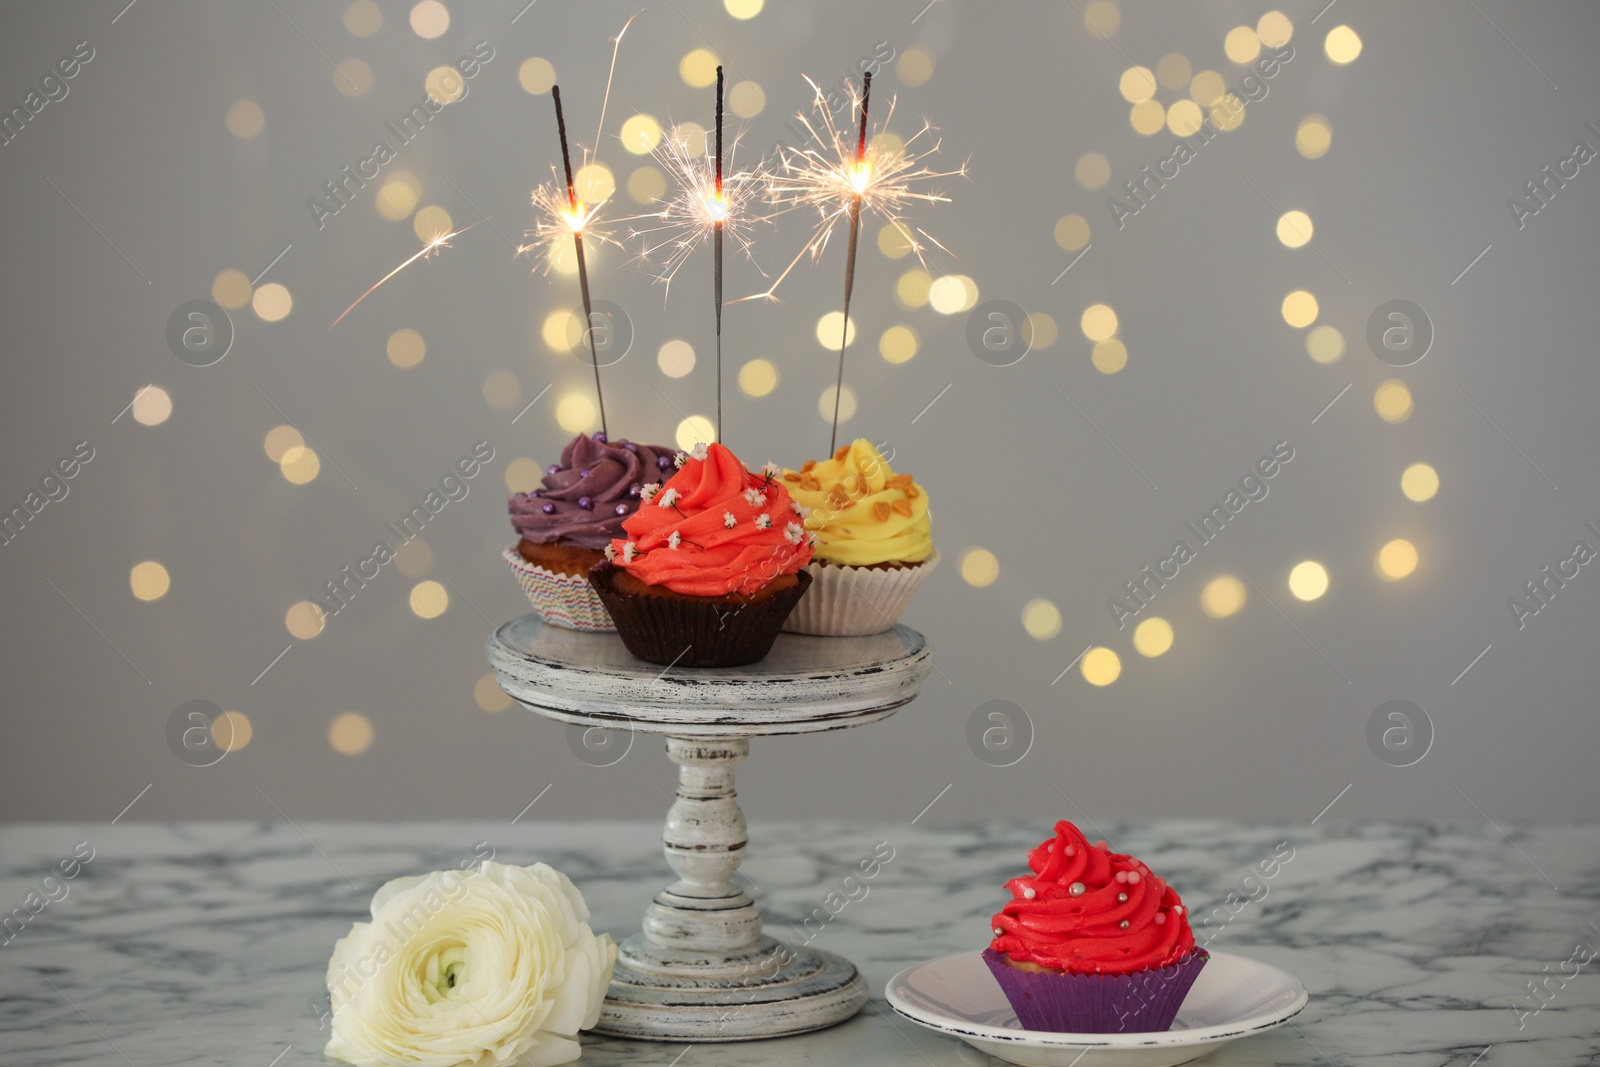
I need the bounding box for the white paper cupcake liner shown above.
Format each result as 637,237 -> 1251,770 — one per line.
501,544 -> 616,632
782,550 -> 939,636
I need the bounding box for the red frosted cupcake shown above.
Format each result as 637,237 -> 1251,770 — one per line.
984,820 -> 1207,1033
588,442 -> 815,666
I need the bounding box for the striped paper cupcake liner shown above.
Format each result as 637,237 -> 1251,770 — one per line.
501,545 -> 616,632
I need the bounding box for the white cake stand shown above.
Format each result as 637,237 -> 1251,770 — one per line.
487,614 -> 933,1042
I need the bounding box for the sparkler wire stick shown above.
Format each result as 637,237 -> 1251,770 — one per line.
829,70 -> 871,454
553,84 -> 607,438
713,65 -> 725,444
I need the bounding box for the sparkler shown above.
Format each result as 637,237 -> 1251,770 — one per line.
629,66 -> 768,443
551,84 -> 607,436
762,74 -> 964,449
828,69 -> 869,455
626,113 -> 764,295
328,220 -> 484,332
713,65 -> 724,444
515,16 -> 638,435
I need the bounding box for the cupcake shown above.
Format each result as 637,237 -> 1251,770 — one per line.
505,432 -> 675,631
779,439 -> 938,636
984,820 -> 1208,1034
588,442 -> 814,667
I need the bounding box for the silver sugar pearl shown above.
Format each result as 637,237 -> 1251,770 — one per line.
1118,920 -> 1131,930
993,927 -> 1003,937
1068,881 -> 1086,897
1118,893 -> 1129,903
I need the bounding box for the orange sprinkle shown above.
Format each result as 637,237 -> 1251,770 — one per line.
873,501 -> 892,522
891,499 -> 913,516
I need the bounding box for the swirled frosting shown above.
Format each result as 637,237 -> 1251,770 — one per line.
508,433 -> 675,551
781,439 -> 932,566
990,820 -> 1196,975
608,443 -> 814,597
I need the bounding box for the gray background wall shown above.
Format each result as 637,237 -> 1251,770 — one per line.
2,0 -> 1597,825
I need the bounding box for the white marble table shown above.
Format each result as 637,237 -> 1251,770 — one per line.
2,820 -> 1596,1066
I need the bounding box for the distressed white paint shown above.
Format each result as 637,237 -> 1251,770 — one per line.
487,615 -> 933,1040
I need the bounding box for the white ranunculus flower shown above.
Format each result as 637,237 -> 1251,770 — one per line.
325,861 -> 617,1067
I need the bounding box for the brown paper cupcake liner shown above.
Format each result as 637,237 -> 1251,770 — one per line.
587,562 -> 812,667
782,550 -> 940,636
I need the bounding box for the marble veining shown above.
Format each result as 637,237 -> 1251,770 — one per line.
1,820 -> 1596,1066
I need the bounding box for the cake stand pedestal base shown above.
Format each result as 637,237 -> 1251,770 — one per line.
486,617 -> 932,1043
593,736 -> 864,1041
603,936 -> 864,1041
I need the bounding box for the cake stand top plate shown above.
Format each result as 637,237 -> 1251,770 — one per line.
487,614 -> 932,736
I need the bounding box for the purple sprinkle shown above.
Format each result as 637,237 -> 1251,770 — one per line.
621,440 -> 634,450
541,502 -> 555,514
579,468 -> 591,478
547,464 -> 560,475
628,485 -> 641,497
594,431 -> 608,443
657,456 -> 671,470
533,489 -> 543,498
578,496 -> 593,510
614,504 -> 629,515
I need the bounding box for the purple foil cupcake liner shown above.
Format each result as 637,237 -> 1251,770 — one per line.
501,545 -> 615,632
982,948 -> 1209,1034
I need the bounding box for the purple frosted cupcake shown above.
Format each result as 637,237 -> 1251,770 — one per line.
505,432 -> 674,631
985,819 -> 1208,1033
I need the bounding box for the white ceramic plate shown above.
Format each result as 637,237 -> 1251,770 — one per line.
885,950 -> 1307,1067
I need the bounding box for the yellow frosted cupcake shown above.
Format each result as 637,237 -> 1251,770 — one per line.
779,439 -> 939,635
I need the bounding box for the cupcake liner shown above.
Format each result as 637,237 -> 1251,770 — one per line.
982,948 -> 1208,1034
783,550 -> 940,636
587,562 -> 812,667
501,545 -> 616,633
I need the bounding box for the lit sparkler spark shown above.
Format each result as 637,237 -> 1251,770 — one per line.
517,167 -> 622,274
626,120 -> 767,295
328,220 -> 484,331
515,14 -> 638,278
752,75 -> 965,302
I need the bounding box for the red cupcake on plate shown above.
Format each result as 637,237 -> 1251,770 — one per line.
984,819 -> 1208,1033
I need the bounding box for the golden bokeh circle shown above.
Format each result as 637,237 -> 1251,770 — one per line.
329,711 -> 374,755
1133,616 -> 1173,657
212,269 -> 252,310
519,57 -> 555,95
960,548 -> 999,587
1288,560 -> 1329,601
1281,290 -> 1318,328
1200,575 -> 1246,618
1377,539 -> 1419,580
1092,338 -> 1128,375
1401,463 -> 1439,502
285,600 -> 325,640
1081,647 -> 1122,686
738,358 -> 778,397
130,561 -> 171,601
1022,598 -> 1062,641
409,580 -> 449,619
1374,380 -> 1414,423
